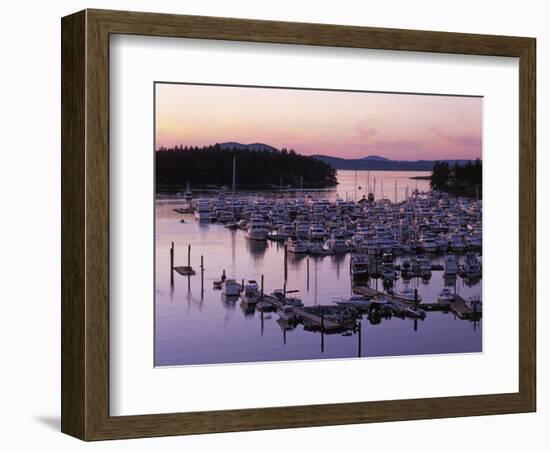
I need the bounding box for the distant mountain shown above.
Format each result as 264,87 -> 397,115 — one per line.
362,155 -> 389,161
219,142 -> 279,153
312,155 -> 471,171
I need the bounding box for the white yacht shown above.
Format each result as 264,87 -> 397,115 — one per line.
295,221 -> 310,238
325,234 -> 349,253
438,287 -> 454,302
276,305 -> 297,321
307,240 -> 329,256
399,286 -> 422,302
184,181 -> 193,202
240,280 -> 260,305
436,236 -> 448,252
194,200 -> 211,221
465,294 -> 482,311
466,233 -> 482,250
444,254 -> 458,275
221,279 -> 241,296
335,295 -> 371,309
287,237 -> 308,254
448,235 -> 465,252
351,253 -> 369,277
419,235 -> 438,252
463,253 -> 482,277
308,223 -> 327,240
417,256 -> 432,277
245,215 -> 268,241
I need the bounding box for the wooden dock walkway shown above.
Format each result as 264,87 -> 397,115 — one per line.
353,286 -> 479,320
293,307 -> 345,331
262,296 -> 346,331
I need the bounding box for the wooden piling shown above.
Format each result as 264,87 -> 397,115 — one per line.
357,321 -> 362,357
187,244 -> 191,267
414,288 -> 418,309
261,311 -> 264,336
306,256 -> 310,290
260,274 -> 264,299
321,309 -> 325,353
200,255 -> 204,292
284,243 -> 288,280
170,242 -> 174,286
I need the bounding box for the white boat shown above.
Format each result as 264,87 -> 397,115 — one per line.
419,235 -> 438,252
436,237 -> 448,252
221,279 -> 241,296
417,256 -> 432,277
240,280 -> 260,304
245,215 -> 268,241
463,253 -> 482,277
351,253 -> 369,277
184,181 -> 193,202
194,200 -> 211,221
307,241 -> 330,256
466,233 -> 482,249
438,287 -> 454,302
405,307 -> 426,319
448,235 -> 465,252
325,234 -> 349,253
308,223 -> 327,240
381,268 -> 397,280
276,305 -> 297,321
295,221 -> 310,238
364,239 -> 380,255
444,254 -> 458,275
287,237 -> 308,254
399,286 -> 422,302
270,289 -> 303,306
335,295 -> 370,309
465,294 -> 482,311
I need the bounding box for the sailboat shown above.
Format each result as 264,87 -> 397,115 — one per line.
224,156 -> 238,229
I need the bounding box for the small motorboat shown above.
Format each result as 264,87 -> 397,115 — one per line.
438,287 -> 454,302
240,280 -> 260,305
335,295 -> 371,310
221,279 -> 241,296
256,301 -> 274,312
276,305 -> 297,321
399,287 -> 422,302
405,307 -> 426,319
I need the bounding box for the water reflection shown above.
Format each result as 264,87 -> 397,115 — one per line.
155,173 -> 482,366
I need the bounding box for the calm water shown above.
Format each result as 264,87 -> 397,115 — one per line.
155,170 -> 482,366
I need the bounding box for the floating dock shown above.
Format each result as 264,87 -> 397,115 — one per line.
261,295 -> 351,332
353,285 -> 480,320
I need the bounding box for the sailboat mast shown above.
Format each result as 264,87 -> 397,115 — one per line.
394,179 -> 397,203
354,170 -> 357,202
367,171 -> 370,194
232,155 -> 236,194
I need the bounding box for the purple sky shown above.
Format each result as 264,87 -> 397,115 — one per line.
156,83 -> 482,161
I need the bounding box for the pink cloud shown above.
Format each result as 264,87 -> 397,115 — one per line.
429,127 -> 481,149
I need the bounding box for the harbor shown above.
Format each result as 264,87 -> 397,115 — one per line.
155,170 -> 482,367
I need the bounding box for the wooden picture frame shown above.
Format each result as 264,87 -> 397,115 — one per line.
61,9 -> 536,441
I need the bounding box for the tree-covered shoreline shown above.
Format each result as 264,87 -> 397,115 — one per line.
155,144 -> 338,191
430,159 -> 482,198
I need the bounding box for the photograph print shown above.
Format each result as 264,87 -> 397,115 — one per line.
154,82 -> 482,367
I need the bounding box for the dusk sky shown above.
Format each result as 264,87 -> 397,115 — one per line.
155,83 -> 482,161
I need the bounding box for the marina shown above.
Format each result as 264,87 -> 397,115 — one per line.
155,170 -> 482,366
